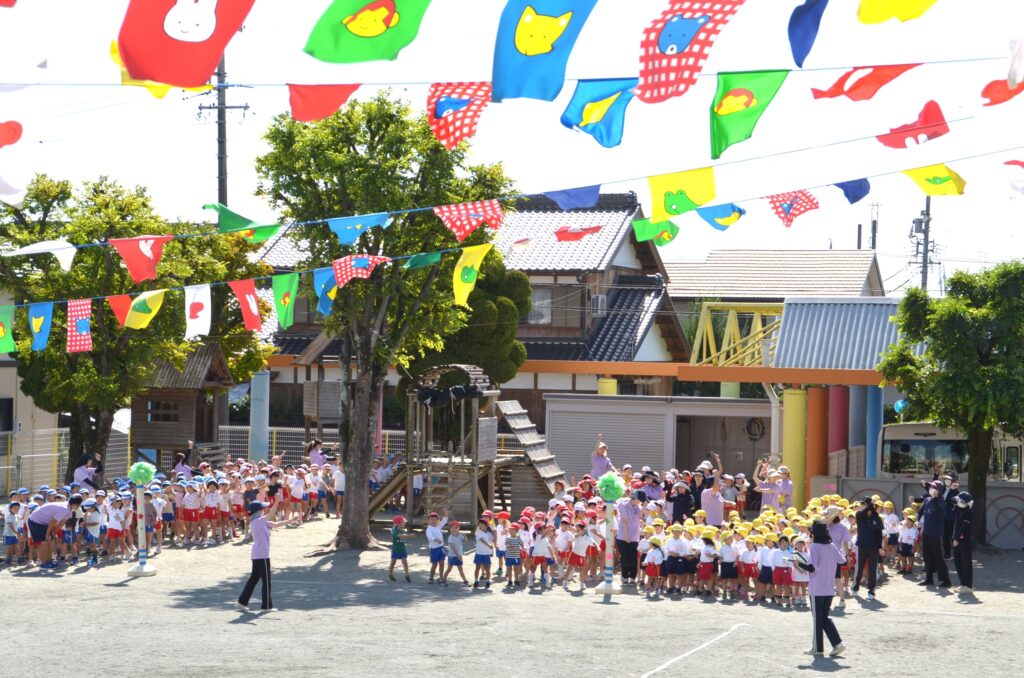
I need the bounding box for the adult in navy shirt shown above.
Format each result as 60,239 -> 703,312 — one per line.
852,499 -> 885,598
912,480 -> 952,588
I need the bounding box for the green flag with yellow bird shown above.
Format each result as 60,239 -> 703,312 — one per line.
710,70 -> 790,159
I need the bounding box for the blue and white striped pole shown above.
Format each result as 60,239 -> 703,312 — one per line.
595,502 -> 620,595
127,485 -> 156,577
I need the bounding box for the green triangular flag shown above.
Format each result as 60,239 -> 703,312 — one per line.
404,251 -> 443,270
0,306 -> 15,353
243,225 -> 282,244
272,273 -> 300,330
633,218 -> 679,245
653,222 -> 680,247
710,70 -> 790,160
304,0 -> 434,64
202,203 -> 281,236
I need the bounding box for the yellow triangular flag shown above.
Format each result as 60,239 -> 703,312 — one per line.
903,164 -> 966,196
453,244 -> 492,307
648,167 -> 716,223
124,290 -> 166,329
110,41 -> 211,99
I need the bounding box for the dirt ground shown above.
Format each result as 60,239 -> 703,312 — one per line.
3,518 -> 1021,677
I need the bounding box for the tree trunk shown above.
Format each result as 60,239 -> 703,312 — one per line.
66,410 -> 86,482
966,428 -> 992,544
335,362 -> 385,550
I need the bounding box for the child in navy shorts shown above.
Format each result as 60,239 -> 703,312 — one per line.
387,515 -> 411,583
442,521 -> 469,586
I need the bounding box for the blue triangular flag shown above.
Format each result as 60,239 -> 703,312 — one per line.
326,212 -> 392,247
788,0 -> 830,68
560,78 -> 638,148
312,267 -> 337,316
696,204 -> 747,231
28,302 -> 54,351
544,185 -> 601,211
834,178 -> 871,204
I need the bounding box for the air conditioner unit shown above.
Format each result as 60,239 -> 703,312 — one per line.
590,294 -> 608,317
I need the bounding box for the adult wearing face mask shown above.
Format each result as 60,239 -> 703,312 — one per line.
615,489 -> 645,586
911,480 -> 952,588
939,470 -> 960,559
852,498 -> 885,600
794,519 -> 847,657
951,491 -> 974,594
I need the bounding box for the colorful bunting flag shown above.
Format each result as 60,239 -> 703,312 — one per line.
0,306 -> 15,354
696,204 -> 746,231
0,175 -> 22,197
183,284 -> 211,339
492,0 -> 599,102
202,203 -> 281,242
327,212 -> 393,246
404,251 -> 443,270
66,299 -> 92,353
1005,160 -> 1024,196
560,78 -> 638,148
648,167 -> 716,223
453,244 -> 492,307
857,0 -> 939,24
811,64 -> 919,101
768,190 -> 819,227
287,83 -> 360,122
788,0 -> 829,68
2,239 -> 77,271
544,186 -> 601,210
633,218 -> 679,245
117,0 -> 256,88
427,82 -> 492,150
333,255 -> 391,288
710,70 -> 789,159
107,295 -> 133,328
304,0 -> 433,64
313,267 -> 338,317
876,100 -> 949,149
1011,38 -> 1024,89
554,225 -> 603,242
0,2 -> 17,8
28,302 -> 53,351
109,41 -> 211,99
434,200 -> 504,242
982,79 -> 1024,106
0,120 -> 23,149
636,0 -> 747,104
834,179 -> 872,204
228,280 -> 261,332
272,273 -> 299,330
511,238 -> 533,252
124,290 -> 166,330
110,235 -> 173,284
903,164 -> 966,196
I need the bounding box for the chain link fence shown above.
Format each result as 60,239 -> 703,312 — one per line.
1,427 -> 130,493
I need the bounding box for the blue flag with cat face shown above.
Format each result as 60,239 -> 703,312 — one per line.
313,267 -> 338,317
492,0 -> 600,102
560,78 -> 639,148
28,302 -> 54,351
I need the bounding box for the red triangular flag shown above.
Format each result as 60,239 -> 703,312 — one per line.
876,100 -> 949,149
287,84 -> 360,122
107,295 -> 133,327
811,64 -> 919,101
427,82 -> 492,150
110,235 -> 173,284
332,255 -> 391,288
982,79 -> 1024,106
767,190 -> 819,228
228,279 -> 262,332
555,225 -> 603,242
434,200 -> 504,242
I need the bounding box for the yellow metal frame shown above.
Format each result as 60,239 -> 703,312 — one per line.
689,302 -> 784,368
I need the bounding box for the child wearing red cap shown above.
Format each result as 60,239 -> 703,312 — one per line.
425,510 -> 448,584
527,523 -> 556,589
494,511 -> 510,577
441,520 -> 468,587
503,522 -> 524,588
473,518 -> 494,589
387,515 -> 411,583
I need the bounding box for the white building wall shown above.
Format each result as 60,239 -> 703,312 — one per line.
633,324 -> 672,362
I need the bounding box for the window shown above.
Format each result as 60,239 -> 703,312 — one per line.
146,400 -> 179,423
882,439 -> 968,475
0,397 -> 12,432
527,288 -> 552,325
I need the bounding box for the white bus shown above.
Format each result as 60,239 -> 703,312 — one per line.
879,422 -> 1022,482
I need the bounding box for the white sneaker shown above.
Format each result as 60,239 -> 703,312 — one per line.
233,602 -> 249,612
803,649 -> 824,656
835,598 -> 846,609
961,587 -> 973,594
866,592 -> 875,601
829,643 -> 846,657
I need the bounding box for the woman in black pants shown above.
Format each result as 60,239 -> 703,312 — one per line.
952,491 -> 974,594
235,502 -> 296,612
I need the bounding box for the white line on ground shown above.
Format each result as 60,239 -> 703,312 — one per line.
640,623 -> 750,678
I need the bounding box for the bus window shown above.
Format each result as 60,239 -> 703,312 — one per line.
882,439 -> 968,475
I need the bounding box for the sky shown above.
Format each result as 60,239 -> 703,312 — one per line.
2,0 -> 1024,297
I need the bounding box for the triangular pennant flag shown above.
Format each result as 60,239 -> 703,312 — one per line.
696,204 -> 746,231
555,225 -> 603,242
876,100 -> 949,149
287,83 -> 360,122
560,78 -> 638,148
710,70 -> 789,159
272,273 -> 300,330
1005,160 -> 1024,196
0,1 -> 17,8
326,212 -> 392,246
184,285 -> 212,339
788,0 -> 829,68
109,40 -> 211,99
332,255 -> 391,288
304,0 -> 433,64
313,267 -> 338,317
427,82 -> 492,150
117,0 -> 255,87
858,0 -> 939,24
811,64 -> 919,101
453,244 -> 492,307
124,290 -> 166,330
107,295 -> 133,328
404,251 -> 442,270
648,167 -> 716,223
982,79 -> 1024,106
28,302 -> 54,351
434,200 -> 504,242
511,237 -> 532,252
492,0 -> 600,102
241,226 -> 282,244
636,0 -> 747,104
653,222 -> 680,247
834,179 -> 872,204
228,280 -> 261,332
633,218 -> 679,244
110,235 -> 173,284
66,299 -> 92,353
2,239 -> 77,271
544,186 -> 601,210
903,164 -> 966,196
1011,38 -> 1024,89
0,306 -> 15,354
768,190 -> 819,227
202,203 -> 280,235
0,120 -> 23,149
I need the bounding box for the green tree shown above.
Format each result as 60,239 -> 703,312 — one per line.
255,93 -> 514,549
879,266 -> 1024,543
0,176 -> 273,478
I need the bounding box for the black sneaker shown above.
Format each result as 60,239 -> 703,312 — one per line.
405,575 -> 411,583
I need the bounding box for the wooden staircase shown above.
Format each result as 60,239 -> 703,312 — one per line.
496,400 -> 566,493
367,463 -> 408,516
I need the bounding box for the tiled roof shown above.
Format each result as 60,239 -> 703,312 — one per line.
251,230 -> 306,270
493,193 -> 641,272
665,250 -> 883,300
273,332 -> 341,357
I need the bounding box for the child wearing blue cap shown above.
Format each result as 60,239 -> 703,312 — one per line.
234,501 -> 297,612
82,499 -> 102,566
4,500 -> 20,565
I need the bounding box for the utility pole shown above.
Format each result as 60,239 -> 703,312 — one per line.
920,195 -> 931,290
198,57 -> 249,206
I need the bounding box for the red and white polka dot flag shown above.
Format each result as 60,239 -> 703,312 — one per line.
767,190 -> 819,228
434,200 -> 505,242
427,82 -> 492,150
66,299 -> 92,353
332,255 -> 391,289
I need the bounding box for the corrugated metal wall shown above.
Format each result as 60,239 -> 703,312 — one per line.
547,410 -> 665,479
774,298 -> 905,370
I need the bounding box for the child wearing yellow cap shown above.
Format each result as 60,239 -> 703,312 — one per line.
719,531 -> 740,599
643,536 -> 666,597
882,501 -> 900,568
756,533 -> 776,603
739,533 -> 760,601
697,529 -> 719,597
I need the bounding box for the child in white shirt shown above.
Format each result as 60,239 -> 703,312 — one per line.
562,522 -> 593,592
425,510 -> 449,583
718,531 -> 739,599
643,536 -> 666,596
791,537 -> 810,606
898,518 -> 919,574
473,520 -> 495,589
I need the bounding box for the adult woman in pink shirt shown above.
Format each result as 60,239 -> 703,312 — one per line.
795,520 -> 847,657
235,502 -> 297,612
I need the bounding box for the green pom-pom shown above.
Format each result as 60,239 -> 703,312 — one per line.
127,462 -> 157,486
596,471 -> 626,502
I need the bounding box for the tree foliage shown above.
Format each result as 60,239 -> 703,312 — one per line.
879,264 -> 1024,542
